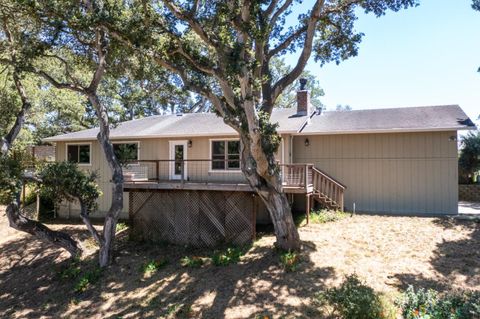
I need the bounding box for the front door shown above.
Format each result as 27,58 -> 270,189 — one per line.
169,141 -> 187,180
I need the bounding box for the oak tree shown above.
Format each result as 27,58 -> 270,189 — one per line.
103,0 -> 419,250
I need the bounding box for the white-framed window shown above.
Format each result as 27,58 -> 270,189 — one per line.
210,139 -> 240,171
112,142 -> 140,163
66,143 -> 91,165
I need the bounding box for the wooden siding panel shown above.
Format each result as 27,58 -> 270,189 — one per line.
293,131 -> 458,215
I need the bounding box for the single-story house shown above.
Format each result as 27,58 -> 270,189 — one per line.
43,89 -> 476,246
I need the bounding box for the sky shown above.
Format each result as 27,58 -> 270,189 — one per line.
287,0 -> 480,124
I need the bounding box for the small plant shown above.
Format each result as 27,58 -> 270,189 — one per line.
58,260 -> 82,280
180,256 -> 204,268
74,268 -> 102,293
116,222 -> 128,232
315,274 -> 391,319
309,209 -> 348,224
141,259 -> 168,274
279,250 -> 300,272
212,247 -> 243,266
397,286 -> 480,319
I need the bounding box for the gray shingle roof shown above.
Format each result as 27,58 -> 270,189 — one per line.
301,105 -> 476,134
43,108 -> 308,142
43,104 -> 475,142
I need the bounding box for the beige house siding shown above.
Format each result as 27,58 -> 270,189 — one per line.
55,135 -> 268,218
292,131 -> 459,215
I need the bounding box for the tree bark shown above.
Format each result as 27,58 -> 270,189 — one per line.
6,200 -> 80,256
0,22 -> 81,256
239,134 -> 300,251
88,93 -> 124,268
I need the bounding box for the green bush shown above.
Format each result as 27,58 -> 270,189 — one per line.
212,247 -> 243,266
180,256 -> 204,268
397,286 -> 480,319
309,209 -> 348,224
315,274 -> 391,319
141,259 -> 168,274
279,250 -> 301,272
116,222 -> 128,232
74,267 -> 102,293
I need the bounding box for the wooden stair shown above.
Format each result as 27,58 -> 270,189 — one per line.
311,166 -> 346,211
280,163 -> 346,211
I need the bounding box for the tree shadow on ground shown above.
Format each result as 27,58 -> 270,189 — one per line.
393,218 -> 480,292
0,226 -> 335,318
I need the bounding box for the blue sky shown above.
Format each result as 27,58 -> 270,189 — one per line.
287,0 -> 480,124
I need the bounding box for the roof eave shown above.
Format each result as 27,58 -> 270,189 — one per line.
293,126 -> 476,136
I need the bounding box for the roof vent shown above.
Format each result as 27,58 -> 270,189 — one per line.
176,113 -> 183,117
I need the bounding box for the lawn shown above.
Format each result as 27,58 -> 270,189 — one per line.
0,207 -> 478,318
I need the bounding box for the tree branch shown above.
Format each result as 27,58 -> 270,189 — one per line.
268,26 -> 307,59
268,0 -> 325,113
161,0 -> 216,48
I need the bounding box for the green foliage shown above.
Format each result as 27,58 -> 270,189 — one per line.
308,209 -> 349,224
270,58 -> 325,110
38,161 -> 101,216
141,259 -> 168,274
0,154 -> 23,205
57,259 -> 102,293
315,274 -> 389,319
397,286 -> 480,319
279,250 -> 300,272
258,111 -> 281,157
212,247 -> 244,266
74,268 -> 102,293
459,131 -> 480,184
0,150 -> 35,205
116,222 -> 128,233
180,256 -> 204,268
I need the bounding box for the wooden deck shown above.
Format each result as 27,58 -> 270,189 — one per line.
124,180 -> 253,192
122,160 -> 346,212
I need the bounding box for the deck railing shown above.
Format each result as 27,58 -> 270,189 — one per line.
279,164 -> 313,189
123,159 -> 247,185
311,167 -> 346,211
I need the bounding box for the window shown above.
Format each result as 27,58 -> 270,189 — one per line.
113,143 -> 139,163
211,140 -> 240,170
67,144 -> 91,164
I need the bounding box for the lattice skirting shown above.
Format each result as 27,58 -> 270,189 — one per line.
129,190 -> 256,247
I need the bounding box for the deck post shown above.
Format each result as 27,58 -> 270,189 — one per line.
304,164 -> 308,192
155,160 -> 159,182
181,161 -> 185,184
306,193 -> 311,225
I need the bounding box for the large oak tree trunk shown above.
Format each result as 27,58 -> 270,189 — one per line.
1,69 -> 80,257
6,202 -> 80,256
88,94 -> 124,268
239,134 -> 300,250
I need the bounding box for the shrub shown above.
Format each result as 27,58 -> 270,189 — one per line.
397,286 -> 480,319
309,209 -> 348,224
212,247 -> 244,266
279,250 -> 300,272
116,222 -> 128,232
180,256 -> 204,268
141,259 -> 168,274
315,274 -> 391,319
74,267 -> 102,293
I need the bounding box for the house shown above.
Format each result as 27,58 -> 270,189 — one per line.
43,89 -> 476,246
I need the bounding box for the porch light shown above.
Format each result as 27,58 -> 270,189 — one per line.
188,140 -> 193,148
448,136 -> 457,142
304,138 -> 310,147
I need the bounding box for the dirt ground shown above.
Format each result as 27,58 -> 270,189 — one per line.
0,207 -> 479,319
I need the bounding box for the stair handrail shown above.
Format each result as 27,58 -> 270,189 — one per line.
311,166 -> 346,190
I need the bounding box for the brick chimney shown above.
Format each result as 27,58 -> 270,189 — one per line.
297,78 -> 310,116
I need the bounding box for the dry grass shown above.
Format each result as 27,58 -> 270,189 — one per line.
0,207 -> 478,318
